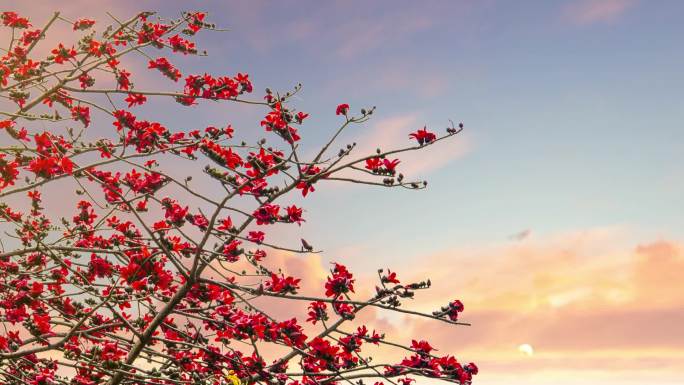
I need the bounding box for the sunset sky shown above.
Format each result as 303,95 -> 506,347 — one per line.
3,1 -> 683,384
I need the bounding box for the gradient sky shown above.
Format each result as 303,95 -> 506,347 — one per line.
4,1 -> 684,384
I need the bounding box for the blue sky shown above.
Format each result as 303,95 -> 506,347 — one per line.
184,0 -> 684,260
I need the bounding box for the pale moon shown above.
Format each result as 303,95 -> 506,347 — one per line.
518,343 -> 534,356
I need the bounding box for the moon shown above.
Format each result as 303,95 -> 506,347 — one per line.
518,343 -> 534,356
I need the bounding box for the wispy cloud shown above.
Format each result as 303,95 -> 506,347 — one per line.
333,13 -> 433,60
563,0 -> 637,25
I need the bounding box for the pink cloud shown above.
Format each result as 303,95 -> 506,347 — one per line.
563,0 -> 637,25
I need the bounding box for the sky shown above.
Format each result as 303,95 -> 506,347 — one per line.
3,1 -> 684,384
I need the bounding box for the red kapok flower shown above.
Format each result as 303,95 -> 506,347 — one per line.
253,203 -> 280,225
51,44 -> 77,64
125,93 -> 147,107
247,231 -> 265,244
325,263 -> 355,298
409,126 -> 437,146
336,103 -> 350,116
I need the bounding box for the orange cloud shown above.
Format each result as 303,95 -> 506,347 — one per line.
334,228 -> 684,384
234,227 -> 684,383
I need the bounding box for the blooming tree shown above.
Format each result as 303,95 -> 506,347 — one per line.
0,10 -> 477,385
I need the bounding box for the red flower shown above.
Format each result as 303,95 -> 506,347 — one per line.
0,154 -> 19,190
135,200 -> 148,211
78,74 -> 95,89
161,198 -> 188,225
116,70 -> 131,90
307,301 -> 328,324
253,203 -> 280,225
252,249 -> 267,261
33,313 -> 51,334
60,157 -> 74,174
15,127 -> 29,141
222,239 -> 243,262
382,270 -> 400,284
295,111 -> 309,123
265,273 -> 301,294
189,214 -> 209,229
409,126 -> 437,145
365,157 -> 382,171
465,362 -> 478,375
383,158 -> 400,172
325,263 -> 355,297
218,217 -> 233,231
297,165 -> 321,197
447,299 -> 464,321
51,44 -> 77,64
125,93 -> 147,107
235,72 -> 253,93
20,29 -> 41,46
411,340 -> 434,354
336,103 -> 350,116
71,105 -> 91,127
333,299 -> 355,319
30,281 -> 43,297
186,12 -> 206,34
248,231 -> 265,244
285,205 -> 304,225
89,255 -> 113,279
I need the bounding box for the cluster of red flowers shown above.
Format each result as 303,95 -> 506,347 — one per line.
148,57 -> 182,81
265,273 -> 302,294
365,157 -> 401,175
0,10 -> 475,385
123,168 -> 166,194
1,12 -> 30,28
260,102 -> 307,143
112,109 -> 172,152
325,263 -> 356,298
0,153 -> 19,190
297,165 -> 321,197
181,72 -> 252,105
251,203 -> 304,226
26,132 -> 75,178
387,340 -> 479,384
169,34 -> 197,54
